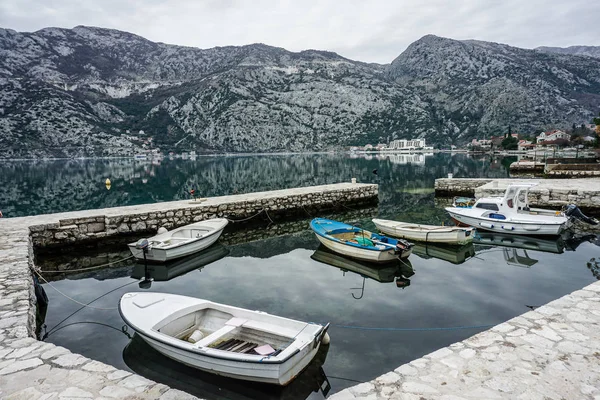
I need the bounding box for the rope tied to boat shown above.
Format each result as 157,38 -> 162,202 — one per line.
225,208 -> 271,223
327,323 -> 495,332
37,255 -> 134,273
33,268 -> 121,310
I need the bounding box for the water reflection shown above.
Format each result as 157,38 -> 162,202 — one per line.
310,245 -> 414,299
0,153 -> 513,218
131,244 -> 230,282
474,231 -> 567,254
412,243 -> 475,265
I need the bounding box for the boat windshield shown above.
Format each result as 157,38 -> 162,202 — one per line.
505,187 -> 517,208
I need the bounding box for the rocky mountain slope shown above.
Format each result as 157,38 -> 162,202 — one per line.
1,27 -> 599,158
537,45 -> 600,59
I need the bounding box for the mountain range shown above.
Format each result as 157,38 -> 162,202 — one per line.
0,26 -> 599,158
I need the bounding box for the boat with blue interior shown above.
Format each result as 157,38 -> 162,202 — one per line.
309,218 -> 413,263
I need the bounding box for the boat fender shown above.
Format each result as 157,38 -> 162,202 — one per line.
322,332 -> 331,345
480,222 -> 494,229
188,330 -> 204,343
157,227 -> 168,234
502,225 -> 515,231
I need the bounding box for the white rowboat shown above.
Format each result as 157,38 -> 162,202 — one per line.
119,292 -> 330,386
372,218 -> 474,245
128,219 -> 228,263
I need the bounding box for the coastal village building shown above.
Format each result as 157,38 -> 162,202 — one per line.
536,129 -> 570,144
469,138 -> 492,149
518,140 -> 535,151
386,138 -> 427,150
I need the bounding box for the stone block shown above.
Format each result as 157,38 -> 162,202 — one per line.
87,222 -> 105,233
54,232 -> 69,240
131,222 -> 147,232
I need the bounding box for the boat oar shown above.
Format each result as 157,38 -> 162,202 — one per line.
371,240 -> 396,249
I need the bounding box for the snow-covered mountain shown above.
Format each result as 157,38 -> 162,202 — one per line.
1,27 -> 599,158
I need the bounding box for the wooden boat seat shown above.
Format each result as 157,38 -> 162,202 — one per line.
193,325 -> 237,347
152,238 -> 189,247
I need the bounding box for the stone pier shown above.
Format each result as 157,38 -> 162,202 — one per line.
0,182 -> 376,399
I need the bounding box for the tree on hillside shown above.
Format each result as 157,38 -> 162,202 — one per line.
594,112 -> 600,134
501,136 -> 518,150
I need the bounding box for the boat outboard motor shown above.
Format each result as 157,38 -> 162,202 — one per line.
564,204 -> 599,225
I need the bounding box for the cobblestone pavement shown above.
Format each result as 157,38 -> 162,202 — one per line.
0,214 -> 197,399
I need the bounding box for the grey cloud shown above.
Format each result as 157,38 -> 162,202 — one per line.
0,0 -> 599,63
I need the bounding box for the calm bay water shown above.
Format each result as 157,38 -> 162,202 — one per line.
4,153 -> 598,399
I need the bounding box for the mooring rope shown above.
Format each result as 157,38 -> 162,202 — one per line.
44,321 -> 132,339
37,255 -> 134,274
328,323 -> 495,332
34,269 -> 121,310
44,279 -> 138,336
225,209 -> 268,223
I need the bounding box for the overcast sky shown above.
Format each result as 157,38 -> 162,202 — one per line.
1,0 -> 598,63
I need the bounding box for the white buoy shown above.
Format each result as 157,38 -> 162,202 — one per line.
157,227 -> 168,234
322,332 -> 331,345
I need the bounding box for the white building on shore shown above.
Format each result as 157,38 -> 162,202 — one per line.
386,138 -> 428,150
536,130 -> 570,144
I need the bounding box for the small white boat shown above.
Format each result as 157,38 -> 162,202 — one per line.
372,218 -> 474,245
445,183 -> 570,236
310,218 -> 413,263
128,219 -> 228,263
119,292 -> 330,386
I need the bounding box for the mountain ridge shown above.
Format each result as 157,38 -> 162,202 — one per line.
0,26 -> 598,158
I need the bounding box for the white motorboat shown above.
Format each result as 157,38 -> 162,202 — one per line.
445,183 -> 569,235
372,218 -> 474,245
119,292 -> 330,386
128,219 -> 228,263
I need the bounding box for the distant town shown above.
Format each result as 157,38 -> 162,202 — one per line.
350,124 -> 599,155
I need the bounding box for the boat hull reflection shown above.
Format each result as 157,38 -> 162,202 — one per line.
123,333 -> 330,400
311,245 -> 414,285
131,243 -> 229,281
473,232 -> 565,254
412,242 -> 475,265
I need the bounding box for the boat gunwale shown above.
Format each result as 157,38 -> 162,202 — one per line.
119,297 -> 324,365
445,208 -> 567,226
373,219 -> 474,233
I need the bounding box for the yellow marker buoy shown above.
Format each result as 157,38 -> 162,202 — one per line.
105,178 -> 112,190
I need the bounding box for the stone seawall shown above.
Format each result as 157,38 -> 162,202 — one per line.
30,183 -> 377,249
434,178 -> 495,197
0,182 -> 377,399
